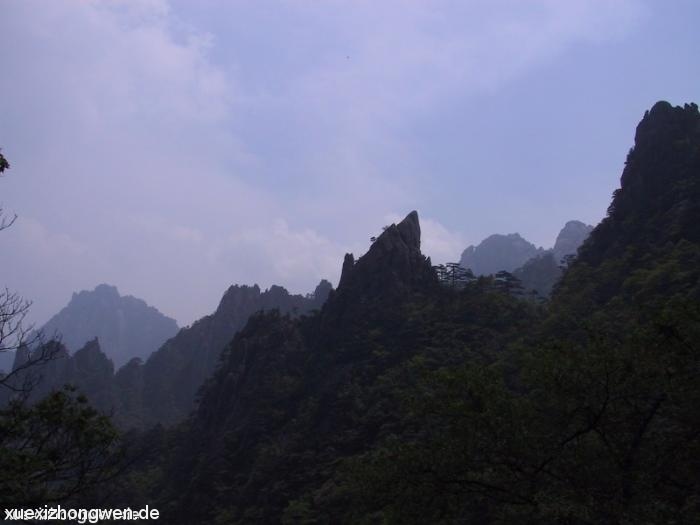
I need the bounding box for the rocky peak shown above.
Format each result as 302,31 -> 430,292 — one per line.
93,283 -> 120,297
311,279 -> 333,306
215,285 -> 262,316
72,338 -> 114,377
552,220 -> 593,262
573,101 -> 700,269
39,284 -> 179,369
632,101 -> 699,153
617,101 -> 700,214
335,211 -> 436,301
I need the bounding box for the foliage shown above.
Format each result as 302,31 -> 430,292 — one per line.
0,386 -> 124,509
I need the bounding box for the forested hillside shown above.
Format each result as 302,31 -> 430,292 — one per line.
118,101 -> 698,524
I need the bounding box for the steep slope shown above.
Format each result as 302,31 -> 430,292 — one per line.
552,101 -> 700,322
38,284 -> 178,369
460,233 -> 544,275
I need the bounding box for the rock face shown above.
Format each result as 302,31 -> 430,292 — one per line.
552,220 -> 594,263
460,233 -> 544,276
38,284 -> 179,369
334,211 -> 437,301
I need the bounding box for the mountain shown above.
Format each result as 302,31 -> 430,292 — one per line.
459,233 -> 544,275
106,102 -> 700,524
552,220 -> 594,263
38,284 -> 178,369
551,100 -> 700,322
513,220 -> 594,297
459,220 -> 593,298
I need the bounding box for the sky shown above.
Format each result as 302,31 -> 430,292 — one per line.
1,0 -> 698,327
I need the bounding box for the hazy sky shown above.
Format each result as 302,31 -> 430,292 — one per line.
1,0 -> 698,326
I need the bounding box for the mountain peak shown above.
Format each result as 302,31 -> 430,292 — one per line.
610,101 -> 700,229
576,101 -> 700,267
93,283 -> 120,297
553,220 -> 593,262
395,210 -> 421,250
460,232 -> 543,275
363,210 -> 422,257
334,211 -> 435,301
40,286 -> 179,368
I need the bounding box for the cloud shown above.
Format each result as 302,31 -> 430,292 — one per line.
0,0 -> 650,325
211,219 -> 348,292
419,217 -> 467,265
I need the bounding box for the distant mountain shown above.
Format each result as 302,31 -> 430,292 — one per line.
39,284 -> 178,368
459,233 -> 544,276
552,220 -> 594,263
514,220 -> 594,297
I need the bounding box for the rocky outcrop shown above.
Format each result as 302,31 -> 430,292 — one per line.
38,284 -> 179,368
333,211 -> 437,302
552,220 -> 594,263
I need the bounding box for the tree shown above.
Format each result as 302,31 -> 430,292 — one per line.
434,262 -> 475,289
0,386 -> 124,509
0,289 -> 61,397
494,270 -> 524,296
